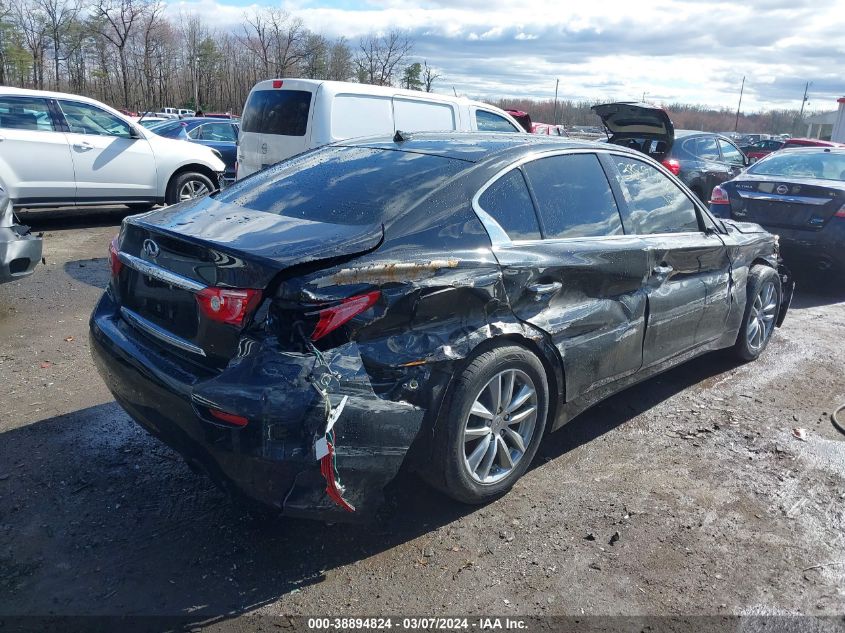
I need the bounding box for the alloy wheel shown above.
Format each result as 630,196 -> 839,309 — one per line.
178,179 -> 210,202
746,280 -> 777,351
461,368 -> 538,485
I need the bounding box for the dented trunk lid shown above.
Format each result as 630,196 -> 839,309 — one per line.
115,197 -> 383,365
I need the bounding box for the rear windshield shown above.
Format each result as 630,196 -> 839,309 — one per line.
149,120 -> 189,138
241,89 -> 311,136
749,152 -> 845,181
215,146 -> 464,225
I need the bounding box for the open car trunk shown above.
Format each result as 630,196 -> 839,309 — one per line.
592,102 -> 675,159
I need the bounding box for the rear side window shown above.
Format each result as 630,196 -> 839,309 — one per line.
393,98 -> 456,132
612,156 -> 700,234
684,137 -> 720,160
522,153 -> 624,239
331,94 -> 393,138
477,169 -> 541,240
0,97 -> 55,131
476,110 -> 520,132
241,89 -> 311,136
216,146 -> 463,225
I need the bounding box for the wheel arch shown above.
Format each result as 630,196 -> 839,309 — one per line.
166,163 -> 220,194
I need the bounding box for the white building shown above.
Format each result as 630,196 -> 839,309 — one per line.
832,97 -> 845,143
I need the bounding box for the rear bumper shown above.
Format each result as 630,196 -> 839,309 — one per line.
89,292 -> 425,521
0,226 -> 41,283
768,220 -> 845,272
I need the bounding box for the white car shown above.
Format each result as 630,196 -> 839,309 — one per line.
0,88 -> 226,209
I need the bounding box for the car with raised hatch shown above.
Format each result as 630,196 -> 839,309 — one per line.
90,132 -> 792,521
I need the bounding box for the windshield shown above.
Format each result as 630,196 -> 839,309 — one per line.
215,146 -> 465,226
749,151 -> 845,181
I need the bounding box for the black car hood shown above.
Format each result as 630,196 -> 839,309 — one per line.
592,102 -> 674,153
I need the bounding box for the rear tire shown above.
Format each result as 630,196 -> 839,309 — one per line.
734,265 -> 781,362
165,171 -> 215,206
424,344 -> 549,504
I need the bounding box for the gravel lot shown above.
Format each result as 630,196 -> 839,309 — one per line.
1,207 -> 844,624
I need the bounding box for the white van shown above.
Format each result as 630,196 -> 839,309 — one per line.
236,79 -> 524,179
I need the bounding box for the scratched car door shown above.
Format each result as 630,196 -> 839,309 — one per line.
477,151 -> 650,401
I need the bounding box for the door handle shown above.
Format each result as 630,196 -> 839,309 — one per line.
527,281 -> 562,295
652,264 -> 674,276
74,141 -> 93,150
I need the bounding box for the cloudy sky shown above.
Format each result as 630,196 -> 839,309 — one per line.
168,0 -> 845,112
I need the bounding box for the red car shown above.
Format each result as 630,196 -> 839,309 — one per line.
742,139 -> 784,162
782,138 -> 845,149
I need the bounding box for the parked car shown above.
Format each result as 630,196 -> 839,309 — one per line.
710,147 -> 845,272
134,115 -> 168,129
782,138 -> 845,149
0,182 -> 41,282
177,108 -> 195,118
592,102 -> 749,202
236,79 -> 524,179
0,87 -> 225,210
740,139 -> 785,162
531,122 -> 567,136
90,132 -> 791,521
505,109 -> 532,132
148,117 -> 239,182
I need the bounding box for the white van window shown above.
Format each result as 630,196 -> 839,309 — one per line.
476,110 -> 520,132
241,89 -> 311,136
393,98 -> 456,132
332,94 -> 393,138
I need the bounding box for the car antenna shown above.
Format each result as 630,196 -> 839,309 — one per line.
393,130 -> 411,143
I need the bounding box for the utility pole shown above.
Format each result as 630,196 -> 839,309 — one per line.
553,79 -> 559,125
642,91 -> 647,102
194,56 -> 200,111
799,81 -> 811,119
734,75 -> 745,133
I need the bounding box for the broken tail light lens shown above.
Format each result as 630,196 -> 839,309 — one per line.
196,287 -> 262,326
108,236 -> 123,277
661,159 -> 681,176
309,290 -> 381,341
710,185 -> 730,205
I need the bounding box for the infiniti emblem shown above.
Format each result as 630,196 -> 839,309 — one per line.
776,184 -> 789,195
142,239 -> 160,258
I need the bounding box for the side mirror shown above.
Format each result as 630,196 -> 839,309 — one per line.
130,126 -> 143,139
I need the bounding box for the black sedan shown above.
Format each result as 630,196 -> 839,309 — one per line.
90,133 -> 792,521
149,117 -> 239,182
592,102 -> 749,202
710,148 -> 845,273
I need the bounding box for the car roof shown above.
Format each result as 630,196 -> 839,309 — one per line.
339,131 -> 635,164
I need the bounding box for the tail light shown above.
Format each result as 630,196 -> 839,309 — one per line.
710,185 -> 730,205
309,291 -> 381,341
196,287 -> 262,326
108,236 -> 123,277
835,204 -> 845,218
208,407 -> 249,427
661,159 -> 681,176
272,79 -> 283,89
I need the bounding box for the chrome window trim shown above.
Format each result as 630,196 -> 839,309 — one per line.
736,190 -> 831,206
120,307 -> 207,357
118,251 -> 207,292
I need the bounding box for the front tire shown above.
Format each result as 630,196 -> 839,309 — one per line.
165,172 -> 215,206
734,265 -> 781,361
426,344 -> 549,504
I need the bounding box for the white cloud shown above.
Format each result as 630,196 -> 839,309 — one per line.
165,0 -> 845,111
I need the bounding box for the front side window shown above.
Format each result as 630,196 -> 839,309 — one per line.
0,97 -> 55,132
522,153 -> 624,239
612,155 -> 700,234
476,110 -> 520,132
477,169 -> 541,241
719,139 -> 745,165
59,101 -> 132,138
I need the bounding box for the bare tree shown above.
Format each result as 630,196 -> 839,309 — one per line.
36,0 -> 80,89
91,0 -> 148,108
12,0 -> 48,88
326,36 -> 352,81
354,30 -> 413,86
422,60 -> 439,92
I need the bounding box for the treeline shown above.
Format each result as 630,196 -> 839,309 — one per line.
493,97 -> 808,135
0,0 -> 436,113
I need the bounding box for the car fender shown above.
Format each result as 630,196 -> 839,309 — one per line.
146,136 -> 226,194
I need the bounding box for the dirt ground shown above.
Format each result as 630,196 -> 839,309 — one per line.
1,207 -> 844,626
